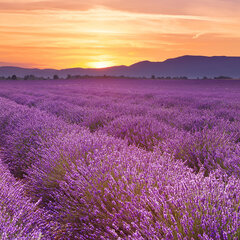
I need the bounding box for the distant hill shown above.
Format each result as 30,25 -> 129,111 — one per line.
1,55 -> 240,78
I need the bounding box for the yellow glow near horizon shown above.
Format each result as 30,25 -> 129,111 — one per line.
89,61 -> 115,69
0,1 -> 240,68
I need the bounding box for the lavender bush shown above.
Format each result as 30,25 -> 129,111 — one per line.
0,160 -> 57,239
164,127 -> 240,176
102,115 -> 177,151
0,98 -> 66,178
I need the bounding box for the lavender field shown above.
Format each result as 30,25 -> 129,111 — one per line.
0,78 -> 239,239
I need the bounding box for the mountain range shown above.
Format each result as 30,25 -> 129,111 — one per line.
1,55 -> 240,79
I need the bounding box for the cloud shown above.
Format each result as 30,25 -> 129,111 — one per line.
192,32 -> 206,39
99,0 -> 240,18
1,0 -> 240,17
0,1 -> 94,11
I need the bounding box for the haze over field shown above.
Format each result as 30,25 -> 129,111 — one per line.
1,0 -> 240,69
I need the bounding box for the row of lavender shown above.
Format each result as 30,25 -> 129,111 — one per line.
0,79 -> 239,239
0,80 -> 239,176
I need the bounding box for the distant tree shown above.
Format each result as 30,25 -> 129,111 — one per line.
151,75 -> 155,79
11,75 -> 17,80
24,75 -> 36,80
30,74 -> 35,80
53,74 -> 59,80
214,76 -> 232,80
67,74 -> 71,79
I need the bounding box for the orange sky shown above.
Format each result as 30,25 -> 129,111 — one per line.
0,0 -> 240,69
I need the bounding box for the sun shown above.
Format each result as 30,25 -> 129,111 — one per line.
89,61 -> 114,69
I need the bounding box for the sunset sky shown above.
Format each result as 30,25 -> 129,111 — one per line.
0,0 -> 240,69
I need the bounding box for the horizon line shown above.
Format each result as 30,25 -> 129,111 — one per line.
1,54 -> 240,70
